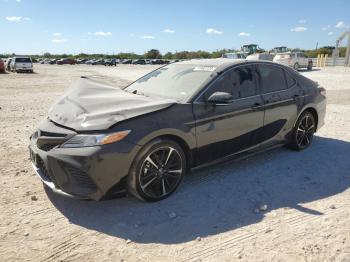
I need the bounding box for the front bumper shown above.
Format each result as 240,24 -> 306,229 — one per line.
29,119 -> 140,200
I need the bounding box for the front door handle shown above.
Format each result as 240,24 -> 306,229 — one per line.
251,103 -> 264,110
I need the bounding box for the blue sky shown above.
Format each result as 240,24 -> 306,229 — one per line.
1,0 -> 350,54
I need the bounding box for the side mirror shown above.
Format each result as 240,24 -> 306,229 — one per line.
207,92 -> 233,104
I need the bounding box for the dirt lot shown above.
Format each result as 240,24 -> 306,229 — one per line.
1,64 -> 350,262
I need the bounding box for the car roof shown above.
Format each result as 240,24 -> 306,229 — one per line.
175,58 -> 284,73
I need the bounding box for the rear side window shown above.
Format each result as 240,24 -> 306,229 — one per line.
258,65 -> 287,93
15,57 -> 31,63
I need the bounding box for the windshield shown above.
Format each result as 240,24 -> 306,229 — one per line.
125,64 -> 215,100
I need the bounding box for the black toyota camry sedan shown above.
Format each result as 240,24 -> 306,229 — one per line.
29,59 -> 326,201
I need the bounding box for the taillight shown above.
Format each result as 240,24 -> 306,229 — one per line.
319,87 -> 326,96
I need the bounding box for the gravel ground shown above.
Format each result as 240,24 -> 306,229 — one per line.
0,64 -> 350,262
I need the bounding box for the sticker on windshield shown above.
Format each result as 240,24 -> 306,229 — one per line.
193,66 -> 216,72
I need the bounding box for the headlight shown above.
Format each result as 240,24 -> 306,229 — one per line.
61,130 -> 131,148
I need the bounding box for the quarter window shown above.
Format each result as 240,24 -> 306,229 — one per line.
258,65 -> 287,93
285,71 -> 296,87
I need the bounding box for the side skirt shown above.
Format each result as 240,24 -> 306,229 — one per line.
191,142 -> 285,172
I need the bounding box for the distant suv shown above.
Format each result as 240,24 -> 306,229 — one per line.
10,57 -> 33,73
273,52 -> 312,71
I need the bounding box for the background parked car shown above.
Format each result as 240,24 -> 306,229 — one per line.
273,52 -> 312,71
121,59 -> 132,64
56,58 -> 76,65
246,53 -> 274,61
92,59 -> 105,65
0,59 -> 5,73
76,58 -> 89,64
104,59 -> 117,66
85,59 -> 96,65
132,59 -> 146,65
10,57 -> 33,73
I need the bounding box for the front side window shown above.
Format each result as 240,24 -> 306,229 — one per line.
258,64 -> 287,93
201,65 -> 257,101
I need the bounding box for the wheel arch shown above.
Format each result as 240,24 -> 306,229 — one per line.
143,134 -> 193,172
297,106 -> 319,130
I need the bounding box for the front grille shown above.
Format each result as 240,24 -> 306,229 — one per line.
39,130 -> 67,138
35,129 -> 70,152
38,143 -> 58,151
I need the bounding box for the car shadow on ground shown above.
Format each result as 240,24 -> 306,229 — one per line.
47,136 -> 350,244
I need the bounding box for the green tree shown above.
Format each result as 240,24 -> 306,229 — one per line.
145,49 -> 162,59
163,52 -> 173,59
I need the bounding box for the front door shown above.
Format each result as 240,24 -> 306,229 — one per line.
193,65 -> 265,165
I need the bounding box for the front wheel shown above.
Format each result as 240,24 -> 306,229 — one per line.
287,111 -> 316,151
127,139 -> 186,202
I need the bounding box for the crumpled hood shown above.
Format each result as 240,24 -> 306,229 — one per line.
48,77 -> 176,131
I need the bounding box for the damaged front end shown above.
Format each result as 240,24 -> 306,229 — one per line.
29,118 -> 140,200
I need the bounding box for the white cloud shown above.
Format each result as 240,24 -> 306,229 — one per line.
335,21 -> 345,28
322,25 -> 331,31
328,31 -> 334,35
94,31 -> 112,36
5,16 -> 22,22
52,39 -> 68,43
163,28 -> 175,33
15,0 -> 21,2
298,19 -> 306,24
141,35 -> 155,39
291,26 -> 307,32
206,28 -> 222,35
52,33 -> 62,36
239,32 -> 251,37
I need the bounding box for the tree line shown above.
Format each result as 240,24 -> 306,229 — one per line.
0,47 -> 347,60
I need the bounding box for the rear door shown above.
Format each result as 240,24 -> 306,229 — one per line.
257,64 -> 302,144
193,65 -> 265,165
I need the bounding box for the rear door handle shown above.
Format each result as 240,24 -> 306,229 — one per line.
251,103 -> 264,110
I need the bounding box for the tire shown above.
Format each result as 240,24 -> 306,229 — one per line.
307,62 -> 313,71
293,63 -> 299,71
127,139 -> 186,202
287,111 -> 316,151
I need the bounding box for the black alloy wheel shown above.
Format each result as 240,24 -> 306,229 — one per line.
288,111 -> 316,150
128,139 -> 186,201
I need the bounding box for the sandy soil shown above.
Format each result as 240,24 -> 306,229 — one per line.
0,64 -> 350,262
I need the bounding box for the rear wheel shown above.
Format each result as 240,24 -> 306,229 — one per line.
293,63 -> 299,71
307,61 -> 313,71
127,139 -> 186,202
288,111 -> 316,150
